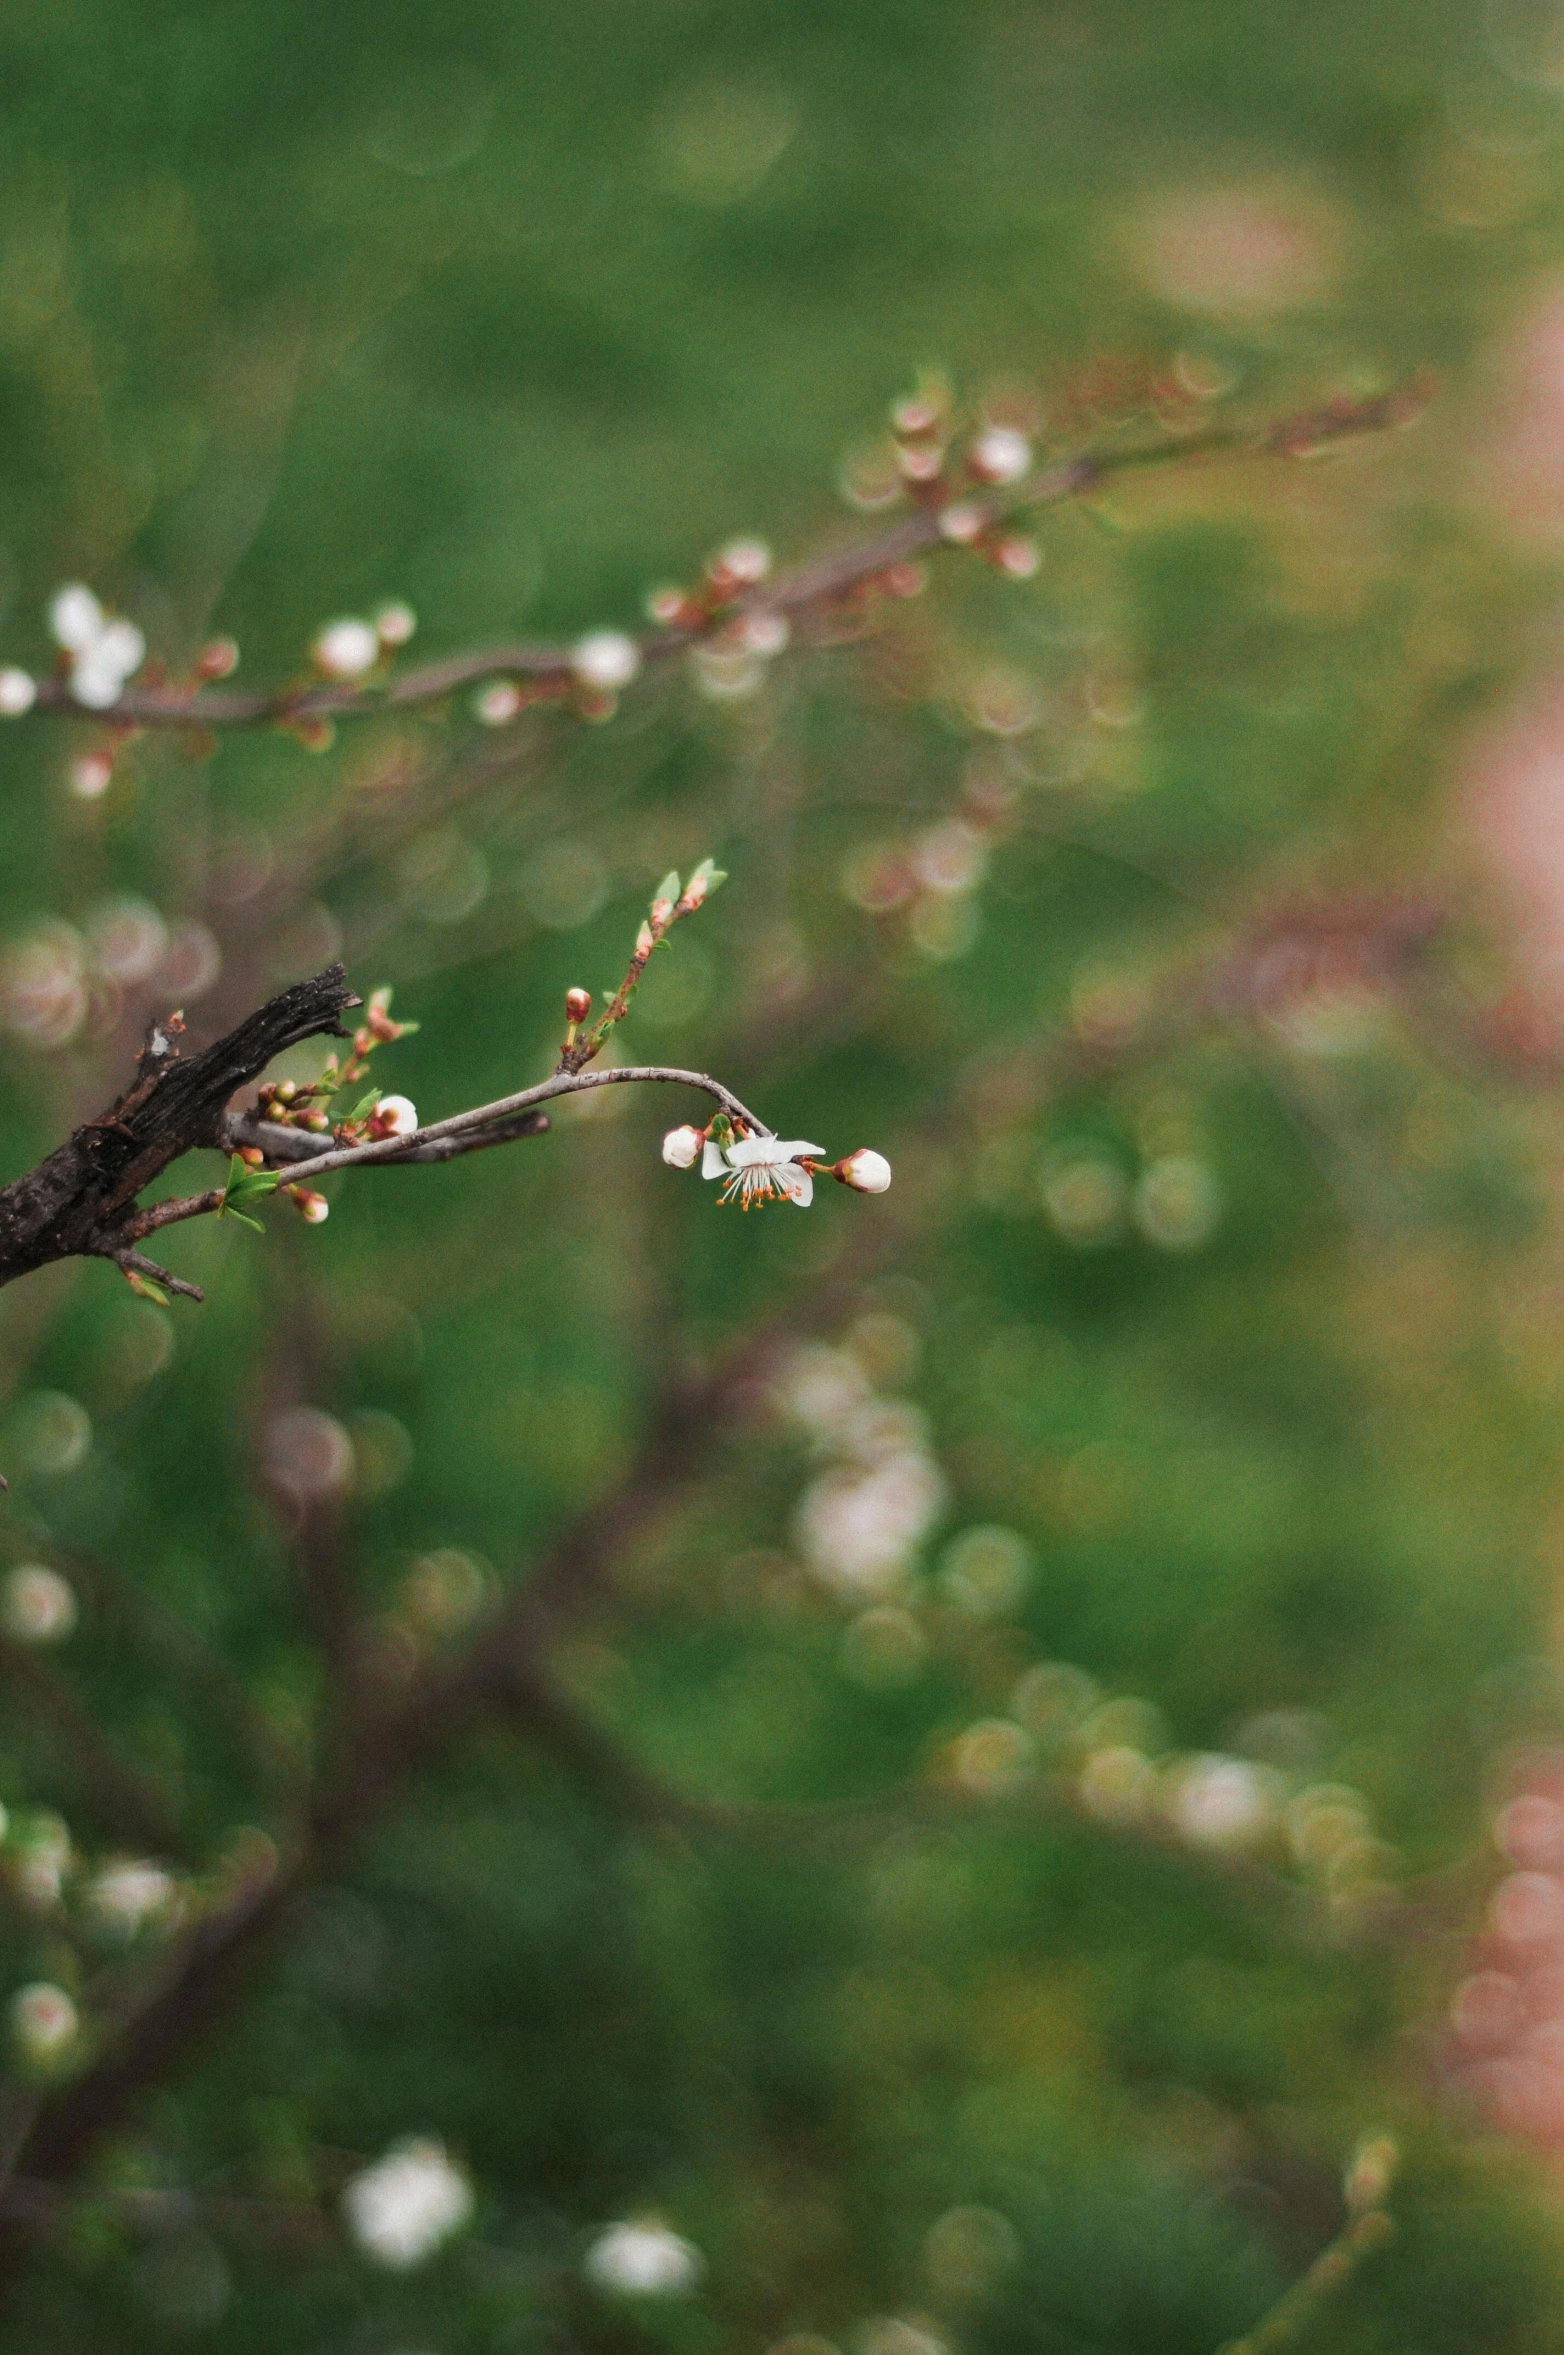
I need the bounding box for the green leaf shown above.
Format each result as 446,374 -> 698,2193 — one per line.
346,1090 -> 381,1121
691,856 -> 727,893
218,1155 -> 282,1222
123,1271 -> 169,1304
654,870 -> 681,907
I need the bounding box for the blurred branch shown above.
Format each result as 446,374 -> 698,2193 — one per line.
14,386 -> 1423,733
0,1638 -> 188,1859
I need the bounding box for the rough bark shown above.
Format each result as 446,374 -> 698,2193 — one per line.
0,965 -> 359,1292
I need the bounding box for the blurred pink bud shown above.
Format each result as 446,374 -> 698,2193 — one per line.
646,584 -> 688,625
196,637 -> 239,680
71,752 -> 114,800
476,679 -> 523,726
374,600 -> 417,648
832,1148 -> 892,1193
662,1125 -> 703,1169
891,394 -> 942,436
994,535 -> 1040,578
937,502 -> 985,544
898,443 -> 945,483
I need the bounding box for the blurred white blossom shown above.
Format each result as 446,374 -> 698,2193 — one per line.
342,2138 -> 473,2268
584,2217 -> 704,2295
51,584 -> 145,709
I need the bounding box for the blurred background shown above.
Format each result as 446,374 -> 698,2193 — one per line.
9,0 -> 1564,2346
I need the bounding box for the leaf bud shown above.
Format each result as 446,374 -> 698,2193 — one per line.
831,1148 -> 892,1194
635,920 -> 656,957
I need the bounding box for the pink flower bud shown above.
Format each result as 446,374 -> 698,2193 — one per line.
646,585 -> 688,626
564,987 -> 592,1024
476,679 -> 523,726
374,601 -> 417,648
196,637 -> 240,680
937,502 -> 985,544
833,1148 -> 892,1194
71,752 -> 114,799
661,1125 -> 703,1169
994,535 -> 1040,578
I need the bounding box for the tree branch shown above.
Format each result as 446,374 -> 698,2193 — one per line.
8,387 -> 1421,733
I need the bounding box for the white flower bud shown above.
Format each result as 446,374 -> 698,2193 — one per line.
572,630 -> 641,691
377,1094 -> 418,1136
49,584 -> 103,652
296,1191 -> 329,1224
343,2138 -> 474,2269
374,600 -> 417,647
69,657 -> 128,710
739,610 -> 790,656
970,426 -> 1033,483
312,617 -> 381,679
713,536 -> 772,584
0,668 -> 36,715
95,618 -> 145,678
71,753 -> 114,799
836,1148 -> 892,1194
661,1125 -> 703,1169
584,2218 -> 704,2296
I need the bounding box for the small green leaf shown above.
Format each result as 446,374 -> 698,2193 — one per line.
124,1271 -> 169,1304
691,856 -> 727,893
654,870 -> 681,907
346,1090 -> 381,1121
218,1155 -> 282,1221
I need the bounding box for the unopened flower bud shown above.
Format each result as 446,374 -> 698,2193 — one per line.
898,442 -> 945,484
476,679 -> 523,726
289,1187 -> 329,1224
937,501 -> 985,544
646,585 -> 688,625
970,425 -> 1033,483
1343,2134 -> 1398,2215
374,600 -> 417,648
710,536 -> 772,586
312,617 -> 380,679
662,1125 -> 703,1169
0,667 -> 37,716
572,630 -> 641,692
994,535 -> 1040,578
891,393 -> 942,437
832,1148 -> 892,1193
376,1094 -> 418,1136
71,752 -> 114,799
564,987 -> 592,1024
196,637 -> 240,680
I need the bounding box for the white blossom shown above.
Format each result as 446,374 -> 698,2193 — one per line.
713,535 -> 772,583
970,426 -> 1033,483
662,1125 -> 703,1169
0,668 -> 36,716
584,2218 -> 704,2296
312,617 -> 381,679
342,2137 -> 474,2268
836,1148 -> 892,1193
376,1094 -> 418,1135
572,630 -> 641,691
711,1135 -> 823,1207
51,584 -> 145,710
87,1857 -> 175,1935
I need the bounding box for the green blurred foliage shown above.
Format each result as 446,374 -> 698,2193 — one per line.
4,0 -> 1564,2346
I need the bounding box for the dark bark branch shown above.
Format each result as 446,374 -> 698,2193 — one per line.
0,966 -> 359,1293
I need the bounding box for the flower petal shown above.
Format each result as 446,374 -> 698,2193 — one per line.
776,1162 -> 813,1206
701,1138 -> 729,1180
724,1136 -> 822,1169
